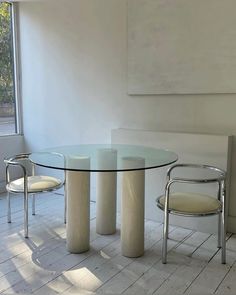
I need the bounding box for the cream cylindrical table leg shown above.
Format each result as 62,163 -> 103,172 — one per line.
66,157 -> 90,253
121,157 -> 145,257
96,149 -> 117,235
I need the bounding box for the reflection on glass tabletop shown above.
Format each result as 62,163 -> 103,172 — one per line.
29,144 -> 178,172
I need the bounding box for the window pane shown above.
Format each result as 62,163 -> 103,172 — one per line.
0,2 -> 17,135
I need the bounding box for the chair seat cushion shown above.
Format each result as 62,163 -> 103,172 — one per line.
8,176 -> 62,193
157,192 -> 221,214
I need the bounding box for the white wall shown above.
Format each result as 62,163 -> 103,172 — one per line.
18,0 -> 236,231
19,0 -> 125,150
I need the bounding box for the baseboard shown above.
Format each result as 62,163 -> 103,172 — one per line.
227,216 -> 236,233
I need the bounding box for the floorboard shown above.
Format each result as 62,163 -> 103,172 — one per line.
0,192 -> 235,295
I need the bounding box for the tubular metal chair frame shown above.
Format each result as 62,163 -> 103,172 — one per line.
156,163 -> 226,264
4,153 -> 66,238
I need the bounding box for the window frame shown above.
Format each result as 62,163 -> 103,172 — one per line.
0,2 -> 22,136
11,2 -> 22,135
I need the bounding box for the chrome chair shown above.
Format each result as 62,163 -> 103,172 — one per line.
4,153 -> 66,238
156,164 -> 226,264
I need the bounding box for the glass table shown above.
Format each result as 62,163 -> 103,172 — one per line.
30,144 -> 178,257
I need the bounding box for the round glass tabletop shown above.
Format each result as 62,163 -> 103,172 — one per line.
29,144 -> 178,172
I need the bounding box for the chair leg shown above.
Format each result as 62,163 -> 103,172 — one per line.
221,209 -> 226,264
24,190 -> 29,238
162,210 -> 169,264
221,180 -> 226,264
32,194 -> 36,215
7,192 -> 11,223
218,213 -> 222,248
64,189 -> 67,224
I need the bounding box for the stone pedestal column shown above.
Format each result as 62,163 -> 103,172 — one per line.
96,148 -> 117,235
121,157 -> 145,257
66,156 -> 90,253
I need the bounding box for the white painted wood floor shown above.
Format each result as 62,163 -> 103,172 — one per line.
0,192 -> 236,295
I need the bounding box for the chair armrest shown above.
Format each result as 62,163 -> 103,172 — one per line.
4,157 -> 28,186
167,163 -> 226,181
168,176 -> 224,185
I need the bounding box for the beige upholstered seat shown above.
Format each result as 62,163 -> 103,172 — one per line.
8,176 -> 62,193
156,163 -> 226,264
158,192 -> 221,215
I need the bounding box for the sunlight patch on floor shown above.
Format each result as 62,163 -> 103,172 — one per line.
64,267 -> 102,290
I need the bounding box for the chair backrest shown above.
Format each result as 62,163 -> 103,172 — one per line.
166,164 -> 226,199
4,153 -> 33,184
167,163 -> 226,182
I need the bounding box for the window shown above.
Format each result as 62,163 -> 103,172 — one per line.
0,2 -> 20,136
